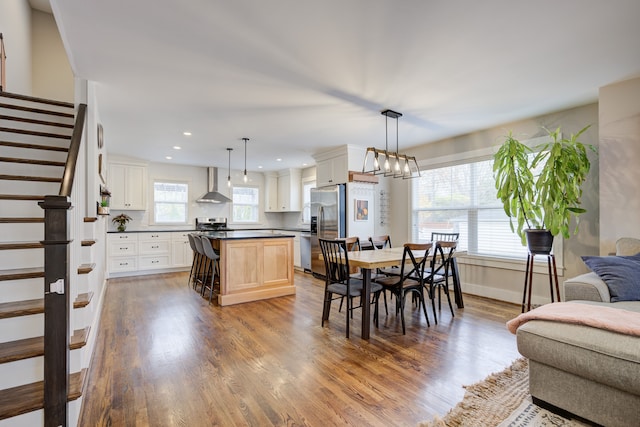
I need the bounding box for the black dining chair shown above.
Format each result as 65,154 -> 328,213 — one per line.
417,241 -> 457,324
373,243 -> 432,334
319,238 -> 383,338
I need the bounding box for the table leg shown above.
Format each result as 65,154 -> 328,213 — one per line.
450,258 -> 464,308
361,268 -> 371,340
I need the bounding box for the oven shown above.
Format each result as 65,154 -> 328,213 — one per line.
195,217 -> 233,231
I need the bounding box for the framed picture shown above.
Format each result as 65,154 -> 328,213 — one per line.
355,199 -> 369,221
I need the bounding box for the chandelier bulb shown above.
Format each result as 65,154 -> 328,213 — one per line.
243,171 -> 248,183
395,158 -> 401,172
384,158 -> 390,172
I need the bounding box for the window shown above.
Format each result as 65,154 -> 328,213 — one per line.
232,186 -> 260,223
411,159 -> 532,259
153,181 -> 188,224
301,178 -> 316,224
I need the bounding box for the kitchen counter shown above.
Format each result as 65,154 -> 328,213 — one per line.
203,232 -> 295,306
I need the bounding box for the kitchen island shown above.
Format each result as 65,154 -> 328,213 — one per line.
201,231 -> 295,306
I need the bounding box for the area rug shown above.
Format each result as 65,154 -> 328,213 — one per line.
419,358 -> 589,427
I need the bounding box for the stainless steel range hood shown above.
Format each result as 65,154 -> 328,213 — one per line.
196,167 -> 232,203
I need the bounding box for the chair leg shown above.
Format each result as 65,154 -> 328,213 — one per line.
399,292 -> 406,335
322,291 -> 332,326
428,285 -> 438,325
418,290 -> 430,327
444,280 -> 455,317
345,291 -> 350,338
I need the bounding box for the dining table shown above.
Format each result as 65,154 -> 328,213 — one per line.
343,246 -> 464,339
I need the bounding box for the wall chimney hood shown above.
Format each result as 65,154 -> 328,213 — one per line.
196,167 -> 232,203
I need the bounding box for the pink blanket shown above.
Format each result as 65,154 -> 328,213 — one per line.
507,302 -> 640,336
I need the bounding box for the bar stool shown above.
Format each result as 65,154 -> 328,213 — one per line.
187,234 -> 202,288
192,234 -> 207,293
200,235 -> 220,304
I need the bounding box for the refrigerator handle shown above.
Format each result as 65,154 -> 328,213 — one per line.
318,206 -> 324,236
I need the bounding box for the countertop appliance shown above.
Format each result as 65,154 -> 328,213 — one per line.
310,184 -> 346,278
195,217 -> 233,231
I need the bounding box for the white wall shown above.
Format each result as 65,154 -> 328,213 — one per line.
0,0 -> 32,94
31,8 -> 74,101
598,75 -> 640,254
389,103 -> 600,305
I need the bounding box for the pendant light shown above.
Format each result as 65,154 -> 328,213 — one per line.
361,109 -> 421,179
242,137 -> 250,183
226,148 -> 233,187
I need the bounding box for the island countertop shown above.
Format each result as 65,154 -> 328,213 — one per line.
199,231 -> 295,240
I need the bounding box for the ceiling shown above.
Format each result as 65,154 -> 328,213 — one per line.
48,0 -> 640,172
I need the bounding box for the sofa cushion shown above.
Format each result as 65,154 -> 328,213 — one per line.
582,254 -> 640,302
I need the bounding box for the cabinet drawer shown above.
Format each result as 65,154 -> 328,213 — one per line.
138,240 -> 170,254
171,231 -> 192,241
108,233 -> 138,242
109,256 -> 137,272
139,255 -> 171,270
109,241 -> 138,256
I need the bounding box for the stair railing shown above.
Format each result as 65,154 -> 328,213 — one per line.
39,102 -> 87,427
1,33 -> 6,92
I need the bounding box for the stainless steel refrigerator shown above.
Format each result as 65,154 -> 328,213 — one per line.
310,183 -> 346,278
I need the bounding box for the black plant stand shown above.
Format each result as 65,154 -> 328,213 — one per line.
521,251 -> 561,312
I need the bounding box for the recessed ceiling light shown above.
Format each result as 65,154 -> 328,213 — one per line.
165,156 -> 172,160
183,131 -> 191,136
173,146 -> 181,150
258,165 -> 263,169
276,158 -> 282,162
302,163 -> 308,166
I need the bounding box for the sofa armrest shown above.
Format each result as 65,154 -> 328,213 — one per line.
563,272 -> 611,302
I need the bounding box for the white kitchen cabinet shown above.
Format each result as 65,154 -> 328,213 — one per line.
171,231 -> 193,267
138,233 -> 171,270
107,233 -> 138,273
264,173 -> 279,212
108,162 -> 147,210
316,156 -> 348,187
263,169 -> 301,212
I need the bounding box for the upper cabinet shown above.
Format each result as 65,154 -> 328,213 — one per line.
313,145 -> 364,188
264,169 -> 301,212
109,161 -> 147,210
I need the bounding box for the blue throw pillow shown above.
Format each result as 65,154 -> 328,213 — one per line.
581,253 -> 640,302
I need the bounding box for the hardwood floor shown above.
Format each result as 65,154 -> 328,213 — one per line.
79,271 -> 521,426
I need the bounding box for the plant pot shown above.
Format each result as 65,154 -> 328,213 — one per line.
117,224 -> 126,232
526,229 -> 554,254
97,206 -> 109,215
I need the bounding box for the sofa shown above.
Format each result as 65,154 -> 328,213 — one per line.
514,238 -> 640,427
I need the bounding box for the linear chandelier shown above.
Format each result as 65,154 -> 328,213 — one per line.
362,109 -> 420,179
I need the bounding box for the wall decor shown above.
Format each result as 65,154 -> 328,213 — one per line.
355,199 -> 369,221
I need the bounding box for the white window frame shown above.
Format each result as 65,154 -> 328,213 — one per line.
150,179 -> 190,225
411,142 -> 563,275
231,184 -> 260,224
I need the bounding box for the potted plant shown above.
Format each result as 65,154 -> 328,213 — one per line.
493,125 -> 595,253
112,213 -> 132,232
98,200 -> 110,215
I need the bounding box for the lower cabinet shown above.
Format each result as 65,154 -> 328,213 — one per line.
108,231 -> 194,276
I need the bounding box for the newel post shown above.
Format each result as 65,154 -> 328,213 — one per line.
39,195 -> 73,427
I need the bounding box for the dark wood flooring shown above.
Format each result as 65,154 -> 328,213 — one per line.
79,271 -> 521,426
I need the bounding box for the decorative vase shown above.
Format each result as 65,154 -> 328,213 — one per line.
117,224 -> 126,232
525,229 -> 554,254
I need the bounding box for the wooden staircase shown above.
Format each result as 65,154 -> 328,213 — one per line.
0,91 -> 92,425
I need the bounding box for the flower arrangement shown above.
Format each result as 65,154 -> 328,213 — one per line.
112,213 -> 132,232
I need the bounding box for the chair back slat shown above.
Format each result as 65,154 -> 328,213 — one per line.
369,235 -> 392,250
319,238 -> 351,283
430,232 -> 459,242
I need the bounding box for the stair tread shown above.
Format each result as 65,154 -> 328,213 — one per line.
73,292 -> 93,309
0,217 -> 44,223
0,369 -> 86,420
0,299 -> 44,319
0,267 -> 44,281
0,114 -> 74,129
0,91 -> 75,109
0,293 -> 93,319
0,156 -> 66,167
0,241 -> 43,250
83,217 -> 98,223
0,174 -> 61,183
0,140 -> 69,152
81,239 -> 96,246
77,263 -> 96,275
0,126 -> 71,140
0,327 -> 90,364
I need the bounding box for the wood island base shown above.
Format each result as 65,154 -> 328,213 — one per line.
211,233 -> 296,306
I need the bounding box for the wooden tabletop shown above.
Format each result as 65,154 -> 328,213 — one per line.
346,247 -> 417,270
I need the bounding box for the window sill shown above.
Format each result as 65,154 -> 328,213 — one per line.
457,253 -> 565,277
